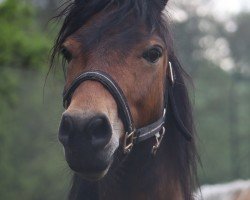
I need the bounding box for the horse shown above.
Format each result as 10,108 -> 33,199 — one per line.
51,0 -> 198,199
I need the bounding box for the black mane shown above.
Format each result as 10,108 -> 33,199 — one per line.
51,0 -> 198,199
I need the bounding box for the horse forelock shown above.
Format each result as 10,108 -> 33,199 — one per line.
50,0 -> 173,68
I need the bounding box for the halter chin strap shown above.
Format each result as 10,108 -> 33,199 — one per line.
63,62 -> 192,154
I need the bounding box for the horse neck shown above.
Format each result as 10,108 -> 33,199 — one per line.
69,139 -> 184,200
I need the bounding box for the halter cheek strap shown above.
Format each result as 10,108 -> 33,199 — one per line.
168,62 -> 192,141
63,62 -> 192,154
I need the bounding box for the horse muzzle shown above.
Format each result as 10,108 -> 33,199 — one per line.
58,112 -> 115,180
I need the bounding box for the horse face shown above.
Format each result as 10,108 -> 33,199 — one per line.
58,14 -> 167,181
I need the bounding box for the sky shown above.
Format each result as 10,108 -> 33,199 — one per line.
167,0 -> 250,22
212,0 -> 250,14
208,0 -> 250,21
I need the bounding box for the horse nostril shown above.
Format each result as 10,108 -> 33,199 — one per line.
58,113 -> 112,149
59,114 -> 73,146
86,115 -> 112,149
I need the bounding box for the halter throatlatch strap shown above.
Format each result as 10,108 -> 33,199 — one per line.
62,62 -> 192,155
168,62 -> 192,141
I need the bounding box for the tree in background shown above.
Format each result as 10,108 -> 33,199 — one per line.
0,0 -> 50,70
0,0 -> 249,199
0,0 -> 51,105
0,1 -> 68,200
171,0 -> 250,183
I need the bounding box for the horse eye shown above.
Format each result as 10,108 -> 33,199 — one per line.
61,47 -> 72,63
142,46 -> 163,63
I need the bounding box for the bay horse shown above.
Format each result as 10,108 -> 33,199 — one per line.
51,0 -> 198,199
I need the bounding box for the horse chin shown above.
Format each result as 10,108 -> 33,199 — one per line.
76,166 -> 110,181
63,131 -> 120,181
64,148 -> 114,181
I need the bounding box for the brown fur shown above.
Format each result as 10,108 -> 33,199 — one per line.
51,1 -> 198,199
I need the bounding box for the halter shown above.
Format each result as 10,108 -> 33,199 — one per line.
63,62 -> 192,154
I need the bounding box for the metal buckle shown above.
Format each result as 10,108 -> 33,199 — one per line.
123,130 -> 135,154
151,127 -> 166,155
169,62 -> 175,85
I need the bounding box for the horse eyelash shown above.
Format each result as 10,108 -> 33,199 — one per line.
60,47 -> 72,62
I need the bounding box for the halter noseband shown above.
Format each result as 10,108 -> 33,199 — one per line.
63,62 -> 192,154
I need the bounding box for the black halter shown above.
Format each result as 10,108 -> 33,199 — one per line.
63,62 -> 192,154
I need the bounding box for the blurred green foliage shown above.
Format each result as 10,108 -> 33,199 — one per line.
0,69 -> 69,200
0,0 -> 50,69
0,0 -> 51,105
194,63 -> 250,183
174,9 -> 250,183
0,0 -> 249,199
0,1 -> 68,199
